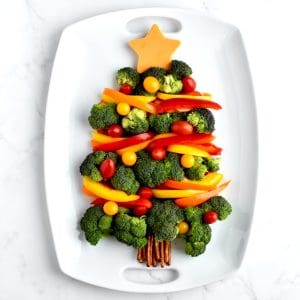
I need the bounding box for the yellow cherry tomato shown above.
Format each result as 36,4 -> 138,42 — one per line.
122,150 -> 137,166
117,102 -> 130,116
103,201 -> 119,216
143,76 -> 160,94
177,221 -> 189,234
181,154 -> 195,168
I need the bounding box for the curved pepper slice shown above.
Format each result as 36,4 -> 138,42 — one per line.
152,189 -> 205,198
91,131 -> 125,144
188,143 -> 222,155
147,133 -> 214,151
163,173 -> 224,191
82,176 -> 139,202
157,92 -> 212,101
155,98 -> 222,113
102,88 -> 156,113
167,144 -> 211,158
93,132 -> 154,152
92,197 -> 153,208
175,181 -> 231,208
102,93 -> 155,104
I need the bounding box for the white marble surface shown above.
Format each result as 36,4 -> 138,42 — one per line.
1,0 -> 300,299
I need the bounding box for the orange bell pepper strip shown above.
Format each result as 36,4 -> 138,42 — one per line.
152,189 -> 205,198
175,181 -> 231,208
102,93 -> 155,104
82,176 -> 139,202
157,92 -> 212,101
102,88 -> 156,113
163,173 -> 224,191
82,185 -> 97,197
167,144 -> 211,158
91,131 -> 125,144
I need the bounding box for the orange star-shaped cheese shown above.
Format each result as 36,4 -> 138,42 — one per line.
129,24 -> 180,73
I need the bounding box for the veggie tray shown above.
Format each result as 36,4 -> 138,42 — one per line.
44,8 -> 258,293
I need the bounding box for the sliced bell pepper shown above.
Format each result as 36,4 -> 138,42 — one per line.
83,176 -> 139,202
157,92 -> 212,101
188,143 -> 222,155
82,185 -> 97,197
102,88 -> 156,113
102,93 -> 155,104
93,132 -> 154,152
175,181 -> 231,208
163,173 -> 224,190
147,133 -> 214,151
92,197 -> 153,208
152,189 -> 205,198
155,99 -> 222,113
167,144 -> 211,158
91,131 -> 125,144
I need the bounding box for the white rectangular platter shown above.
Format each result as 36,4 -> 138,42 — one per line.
44,7 -> 258,293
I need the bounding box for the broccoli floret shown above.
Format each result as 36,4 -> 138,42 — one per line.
170,60 -> 192,79
147,200 -> 184,241
165,153 -> 185,181
201,196 -> 232,220
88,103 -> 120,130
170,112 -> 188,122
149,113 -> 173,133
159,74 -> 183,94
184,206 -> 203,223
90,166 -> 102,182
141,67 -> 167,84
116,67 -> 140,88
185,163 -> 207,181
93,151 -> 106,164
134,151 -> 170,188
187,108 -> 215,133
80,206 -> 112,245
121,108 -> 149,135
203,157 -> 221,172
113,213 -> 147,249
111,165 -> 140,195
185,241 -> 206,257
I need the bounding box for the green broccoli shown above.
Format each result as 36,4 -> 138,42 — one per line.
185,241 -> 206,257
185,157 -> 208,181
170,60 -> 192,79
149,113 -> 173,133
159,74 -> 183,94
203,157 -> 221,172
170,112 -> 188,122
147,200 -> 184,241
80,206 -> 113,245
88,103 -> 120,130
111,165 -> 140,195
113,213 -> 147,249
165,153 -> 185,181
187,108 -> 215,133
201,196 -> 232,220
141,67 -> 167,84
116,67 -> 140,88
184,206 -> 204,223
121,108 -> 149,135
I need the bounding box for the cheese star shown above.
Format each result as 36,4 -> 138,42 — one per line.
129,24 -> 180,73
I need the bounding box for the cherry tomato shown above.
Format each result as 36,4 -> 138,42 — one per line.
143,76 -> 160,94
177,221 -> 189,234
107,124 -> 123,137
121,151 -> 137,166
181,154 -> 195,168
203,211 -> 218,224
138,187 -> 153,199
103,201 -> 119,216
171,120 -> 193,135
133,206 -> 148,217
100,158 -> 116,179
151,147 -> 166,160
182,76 -> 196,93
117,102 -> 130,116
119,83 -> 133,95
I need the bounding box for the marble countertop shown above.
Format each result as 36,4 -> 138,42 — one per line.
1,0 -> 300,299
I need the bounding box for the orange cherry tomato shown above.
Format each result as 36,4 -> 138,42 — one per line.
143,76 -> 160,94
177,221 -> 189,234
121,151 -> 137,166
103,201 -> 119,216
117,102 -> 130,116
181,154 -> 195,168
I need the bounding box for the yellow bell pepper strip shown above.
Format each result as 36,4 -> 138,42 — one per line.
167,144 -> 211,158
102,92 -> 155,104
162,173 -> 224,191
175,181 -> 231,208
157,92 -> 212,101
82,176 -> 139,202
91,131 -> 125,144
152,189 -> 205,198
102,88 -> 156,113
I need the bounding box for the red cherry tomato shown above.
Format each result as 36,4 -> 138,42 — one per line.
203,211 -> 218,224
171,121 -> 193,135
107,124 -> 123,137
182,76 -> 196,93
151,147 -> 166,160
133,206 -> 148,217
99,158 -> 116,179
138,187 -> 153,199
119,83 -> 133,95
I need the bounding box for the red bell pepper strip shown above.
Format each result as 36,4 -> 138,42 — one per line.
188,143 -> 222,155
147,133 -> 214,151
155,99 -> 222,113
92,197 -> 153,209
93,132 -> 154,152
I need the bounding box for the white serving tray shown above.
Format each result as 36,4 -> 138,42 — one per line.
44,7 -> 258,293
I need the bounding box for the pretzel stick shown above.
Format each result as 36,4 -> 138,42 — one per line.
146,235 -> 152,267
155,239 -> 160,261
160,241 -> 165,268
152,236 -> 157,267
168,241 -> 171,265
165,241 -> 171,265
137,248 -> 142,262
